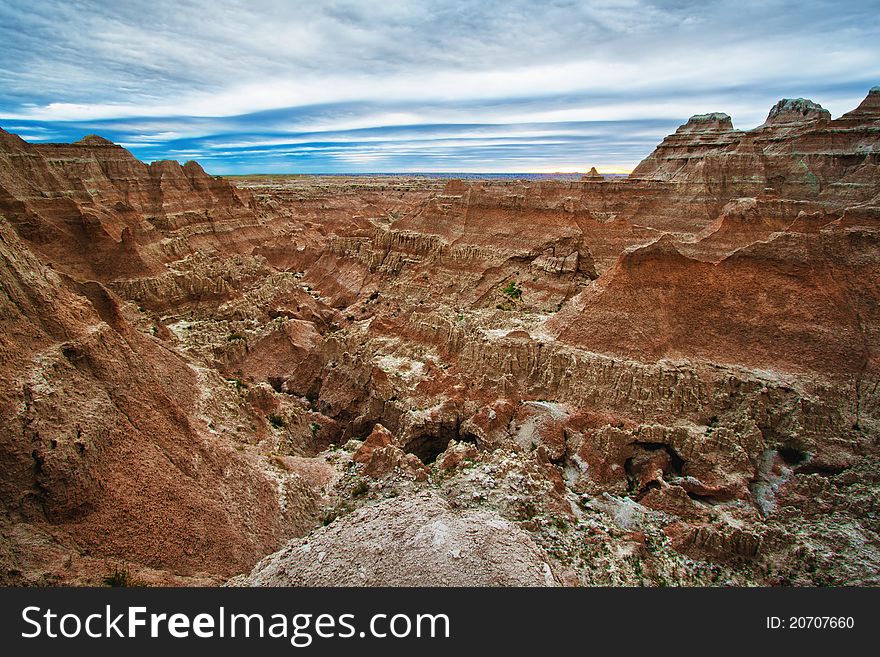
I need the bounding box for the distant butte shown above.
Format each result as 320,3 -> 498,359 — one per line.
581,166 -> 604,181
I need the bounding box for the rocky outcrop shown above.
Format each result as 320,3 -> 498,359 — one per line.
232,492 -> 558,586
0,127 -> 265,280
549,225 -> 879,378
763,98 -> 831,126
631,91 -> 880,209
582,166 -> 604,181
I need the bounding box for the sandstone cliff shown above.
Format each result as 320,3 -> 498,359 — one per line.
0,128 -> 266,280
631,90 -> 880,215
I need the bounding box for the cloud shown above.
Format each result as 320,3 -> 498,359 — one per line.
1,0 -> 878,172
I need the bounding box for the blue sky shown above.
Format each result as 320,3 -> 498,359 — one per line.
1,0 -> 878,174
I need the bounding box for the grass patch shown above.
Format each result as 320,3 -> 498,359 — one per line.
103,563 -> 139,587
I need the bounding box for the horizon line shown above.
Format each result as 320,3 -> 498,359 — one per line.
216,170 -> 633,176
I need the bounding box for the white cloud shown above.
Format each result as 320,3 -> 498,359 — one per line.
6,38 -> 877,132
2,0 -> 878,172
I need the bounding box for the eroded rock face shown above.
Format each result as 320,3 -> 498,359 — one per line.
0,88 -> 879,587
631,93 -> 879,208
232,493 -> 557,586
0,128 -> 264,281
548,228 -> 878,377
0,221 -> 317,585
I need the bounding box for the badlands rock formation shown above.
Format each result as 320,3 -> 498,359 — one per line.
231,492 -> 557,586
1,89 -> 879,586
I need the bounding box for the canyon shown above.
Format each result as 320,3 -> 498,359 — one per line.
1,88 -> 879,586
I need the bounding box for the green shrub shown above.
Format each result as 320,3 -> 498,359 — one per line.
501,281 -> 523,300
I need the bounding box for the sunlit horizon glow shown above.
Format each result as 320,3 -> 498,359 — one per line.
1,1 -> 878,174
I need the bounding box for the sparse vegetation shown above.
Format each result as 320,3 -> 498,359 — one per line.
551,515 -> 568,531
103,563 -> 139,587
227,378 -> 247,391
351,479 -> 370,497
268,414 -> 286,429
631,556 -> 644,581
501,280 -> 523,300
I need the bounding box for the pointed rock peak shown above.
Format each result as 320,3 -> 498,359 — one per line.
182,160 -> 208,177
623,234 -> 686,266
0,126 -> 29,150
582,166 -> 603,181
149,159 -> 185,173
678,112 -> 733,132
74,134 -> 117,147
646,233 -> 682,252
764,98 -> 830,125
854,86 -> 880,111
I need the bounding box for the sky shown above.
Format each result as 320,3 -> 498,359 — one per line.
0,1 -> 878,174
